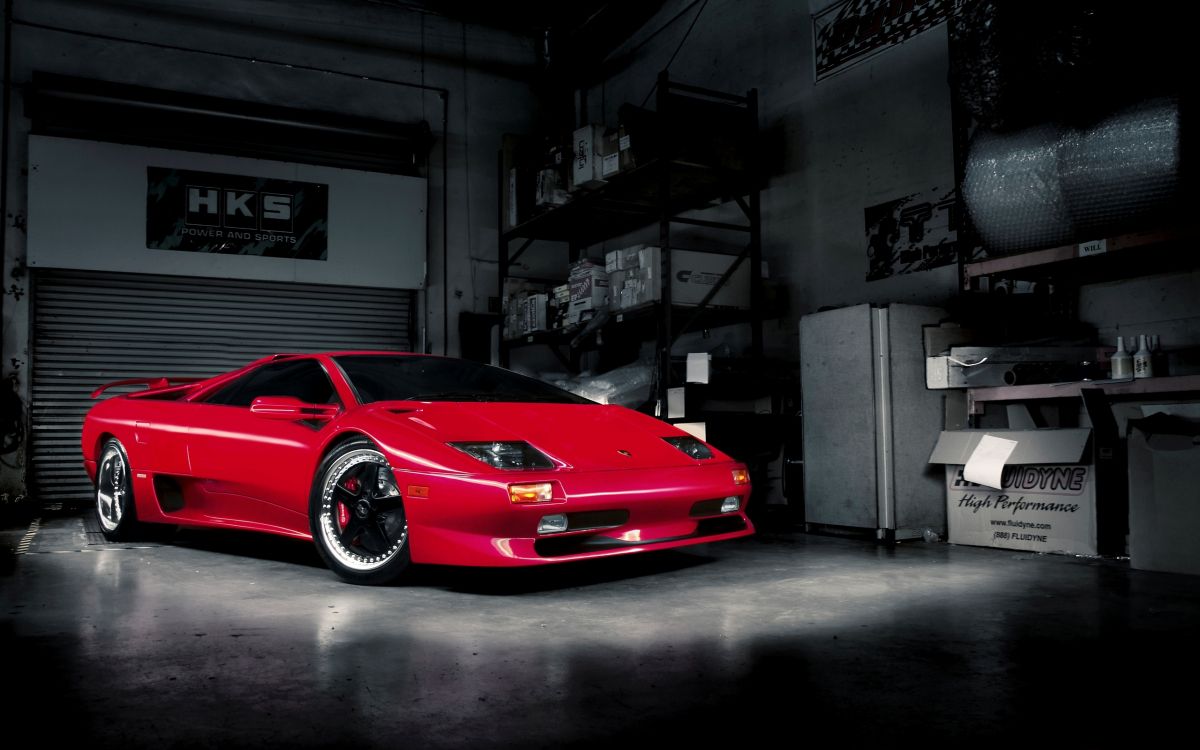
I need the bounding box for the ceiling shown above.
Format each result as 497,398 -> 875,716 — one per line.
362,0 -> 670,78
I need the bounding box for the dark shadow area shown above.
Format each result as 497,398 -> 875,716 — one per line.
161,517 -> 723,591
0,624 -> 93,742
171,527 -> 326,570
5,526 -> 1200,747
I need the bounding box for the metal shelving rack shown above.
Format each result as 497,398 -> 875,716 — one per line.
498,72 -> 762,418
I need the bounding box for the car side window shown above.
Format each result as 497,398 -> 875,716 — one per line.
204,359 -> 339,408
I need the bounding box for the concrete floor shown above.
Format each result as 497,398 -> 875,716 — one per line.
3,510 -> 1200,747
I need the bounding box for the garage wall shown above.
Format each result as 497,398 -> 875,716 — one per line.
584,0 -> 959,360
1079,270 -> 1200,352
0,0 -> 541,500
27,136 -> 427,288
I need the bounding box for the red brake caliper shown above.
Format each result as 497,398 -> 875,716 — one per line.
337,477 -> 360,529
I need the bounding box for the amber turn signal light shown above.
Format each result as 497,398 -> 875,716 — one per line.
509,482 -> 553,504
731,468 -> 749,485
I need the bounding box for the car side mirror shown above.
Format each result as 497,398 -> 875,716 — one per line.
250,396 -> 339,422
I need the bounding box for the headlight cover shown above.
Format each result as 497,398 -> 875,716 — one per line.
449,441 -> 555,470
663,436 -> 714,460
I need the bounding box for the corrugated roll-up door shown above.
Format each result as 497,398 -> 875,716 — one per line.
30,268 -> 416,505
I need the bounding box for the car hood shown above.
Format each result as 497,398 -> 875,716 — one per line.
365,401 -> 731,471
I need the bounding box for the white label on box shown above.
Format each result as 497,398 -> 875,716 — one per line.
945,464 -> 1097,556
963,434 -> 1018,490
667,387 -> 686,419
686,352 -> 711,384
601,153 -> 620,177
619,135 -> 631,151
1078,239 -> 1107,257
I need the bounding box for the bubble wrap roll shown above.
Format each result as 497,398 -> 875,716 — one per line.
1059,98 -> 1181,238
963,125 -> 1075,253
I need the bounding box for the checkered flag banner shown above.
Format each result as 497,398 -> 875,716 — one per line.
814,0 -> 961,80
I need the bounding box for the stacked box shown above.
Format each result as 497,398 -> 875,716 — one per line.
617,124 -> 635,171
604,244 -> 648,273
607,245 -> 656,311
550,284 -> 570,329
502,278 -> 547,339
567,260 -> 609,326
571,124 -> 606,191
600,127 -> 621,179
523,293 -> 549,334
605,247 -> 750,311
535,168 -> 569,207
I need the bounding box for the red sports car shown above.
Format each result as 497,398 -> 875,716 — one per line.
82,352 -> 754,584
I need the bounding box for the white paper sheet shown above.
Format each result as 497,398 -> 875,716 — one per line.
686,352 -> 711,384
667,387 -> 686,418
675,422 -> 707,441
963,434 -> 1018,490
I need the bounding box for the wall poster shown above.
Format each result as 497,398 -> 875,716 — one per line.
814,0 -> 958,80
865,186 -> 958,281
146,167 -> 328,259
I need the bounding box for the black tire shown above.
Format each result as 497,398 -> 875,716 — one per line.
309,439 -> 411,585
95,438 -> 148,542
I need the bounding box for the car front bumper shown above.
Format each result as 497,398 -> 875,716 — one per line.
397,461 -> 754,566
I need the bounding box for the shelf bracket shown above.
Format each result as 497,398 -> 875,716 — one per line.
669,216 -> 751,232
507,237 -> 535,266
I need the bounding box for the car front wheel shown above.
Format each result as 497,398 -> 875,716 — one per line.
95,438 -> 146,541
310,440 -> 411,585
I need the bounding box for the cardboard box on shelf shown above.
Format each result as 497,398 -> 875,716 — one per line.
535,167 -> 569,207
522,293 -> 549,334
600,128 -> 624,179
618,125 -> 635,171
569,262 -> 609,308
571,124 -> 606,190
565,300 -> 601,328
605,244 -> 647,273
1127,405 -> 1200,576
502,278 -> 548,339
606,246 -> 751,311
923,322 -> 975,357
928,428 -> 1098,556
670,248 -> 750,308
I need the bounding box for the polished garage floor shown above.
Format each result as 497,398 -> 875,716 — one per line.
3,510 -> 1200,747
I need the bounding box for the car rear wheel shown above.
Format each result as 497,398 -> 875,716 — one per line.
310,439 -> 411,585
95,438 -> 146,541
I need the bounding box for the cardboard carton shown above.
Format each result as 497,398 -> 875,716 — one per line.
929,428 -> 1099,555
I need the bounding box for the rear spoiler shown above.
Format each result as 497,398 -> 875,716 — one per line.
91,377 -> 206,399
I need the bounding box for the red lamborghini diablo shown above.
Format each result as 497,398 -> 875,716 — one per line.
82,352 -> 754,584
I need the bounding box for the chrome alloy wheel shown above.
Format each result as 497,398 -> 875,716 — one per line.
96,443 -> 128,533
317,449 -> 407,571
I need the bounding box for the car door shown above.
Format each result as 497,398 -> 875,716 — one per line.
184,358 -> 343,535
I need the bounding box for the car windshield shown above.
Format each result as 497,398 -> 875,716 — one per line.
333,355 -> 594,405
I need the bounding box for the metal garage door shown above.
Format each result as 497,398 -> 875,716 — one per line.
30,268 -> 416,505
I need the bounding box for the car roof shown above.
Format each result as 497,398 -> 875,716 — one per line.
272,351 -> 432,359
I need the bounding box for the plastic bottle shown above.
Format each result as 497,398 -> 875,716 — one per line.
1133,334 -> 1153,379
1150,334 -> 1168,377
1110,336 -> 1133,379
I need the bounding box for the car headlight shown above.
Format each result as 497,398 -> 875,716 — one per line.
663,436 -> 714,460
449,441 -> 555,470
